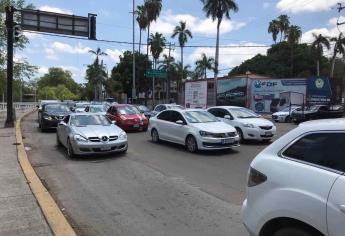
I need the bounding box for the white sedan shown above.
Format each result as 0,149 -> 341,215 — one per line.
242,118 -> 345,236
208,106 -> 276,142
272,106 -> 301,123
148,109 -> 240,153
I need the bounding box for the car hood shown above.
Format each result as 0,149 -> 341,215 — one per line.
44,111 -> 70,116
237,118 -> 274,127
293,110 -> 314,115
272,111 -> 288,116
189,122 -> 236,133
72,125 -> 124,138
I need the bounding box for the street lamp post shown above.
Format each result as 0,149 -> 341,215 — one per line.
132,0 -> 136,103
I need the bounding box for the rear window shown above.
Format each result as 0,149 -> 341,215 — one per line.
282,133 -> 345,172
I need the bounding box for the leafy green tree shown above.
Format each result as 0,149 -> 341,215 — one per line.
149,32 -> 166,68
88,47 -> 107,66
268,20 -> 279,44
136,5 -> 148,54
38,85 -> 79,100
330,33 -> 345,77
311,34 -> 330,76
171,21 -> 192,81
286,25 -> 302,76
195,53 -> 215,79
200,0 -> 239,82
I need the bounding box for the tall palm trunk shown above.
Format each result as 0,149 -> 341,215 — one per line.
145,24 -> 150,106
330,54 -> 336,78
181,46 -> 184,81
213,18 -> 221,106
139,29 -> 142,54
316,60 -> 320,77
204,68 -> 207,79
290,45 -> 294,77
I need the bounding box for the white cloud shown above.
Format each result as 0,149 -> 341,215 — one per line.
39,5 -> 72,14
50,42 -> 92,54
38,66 -> 49,75
150,10 -> 246,37
105,49 -> 123,63
188,43 -> 267,70
276,0 -> 344,13
263,2 -> 271,9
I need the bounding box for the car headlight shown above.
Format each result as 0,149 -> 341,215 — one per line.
199,131 -> 214,137
119,131 -> 127,140
74,134 -> 88,142
243,123 -> 255,128
43,115 -> 52,120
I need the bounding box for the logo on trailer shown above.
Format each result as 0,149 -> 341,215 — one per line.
315,78 -> 324,89
254,80 -> 278,89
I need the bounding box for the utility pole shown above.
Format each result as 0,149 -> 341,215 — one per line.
166,42 -> 174,102
5,6 -> 14,127
132,0 -> 136,104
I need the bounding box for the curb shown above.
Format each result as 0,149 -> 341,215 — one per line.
16,110 -> 77,236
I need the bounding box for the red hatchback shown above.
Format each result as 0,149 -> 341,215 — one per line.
106,104 -> 149,131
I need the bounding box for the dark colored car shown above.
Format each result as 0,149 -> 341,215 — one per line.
106,104 -> 149,131
134,105 -> 154,119
291,105 -> 344,124
38,103 -> 72,131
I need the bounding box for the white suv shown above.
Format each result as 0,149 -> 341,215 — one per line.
242,118 -> 345,236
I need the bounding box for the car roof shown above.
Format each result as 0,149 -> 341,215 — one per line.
111,104 -> 133,107
208,106 -> 245,109
298,118 -> 345,131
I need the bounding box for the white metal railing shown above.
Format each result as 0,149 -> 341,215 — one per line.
0,102 -> 37,112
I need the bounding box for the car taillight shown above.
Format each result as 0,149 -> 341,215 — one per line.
248,167 -> 267,187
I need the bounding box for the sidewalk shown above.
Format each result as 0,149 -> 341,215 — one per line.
0,110 -> 52,235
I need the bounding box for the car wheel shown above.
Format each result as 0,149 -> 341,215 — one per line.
285,116 -> 291,123
273,226 -> 321,236
236,128 -> 244,143
186,135 -> 198,153
66,139 -> 75,159
56,133 -> 62,147
151,129 -> 160,143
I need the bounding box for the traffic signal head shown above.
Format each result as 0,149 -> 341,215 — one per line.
14,25 -> 21,42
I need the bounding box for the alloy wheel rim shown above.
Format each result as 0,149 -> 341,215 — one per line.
187,137 -> 196,152
152,131 -> 158,142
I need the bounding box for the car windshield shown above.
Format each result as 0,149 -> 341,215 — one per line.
89,106 -> 105,113
183,111 -> 218,123
70,115 -> 111,126
118,106 -> 140,115
229,108 -> 260,118
45,104 -> 70,112
76,104 -> 89,108
137,105 -> 149,112
167,105 -> 184,110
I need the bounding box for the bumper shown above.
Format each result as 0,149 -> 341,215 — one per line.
41,119 -> 60,128
272,115 -> 286,123
242,127 -> 276,141
71,140 -> 128,155
241,199 -> 257,236
118,122 -> 149,131
197,135 -> 240,150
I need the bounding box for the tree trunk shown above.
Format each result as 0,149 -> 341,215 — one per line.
316,60 -> 320,77
330,54 -> 336,78
139,29 -> 142,55
181,46 -> 184,81
204,68 -> 207,79
214,18 -> 221,106
145,24 -> 150,106
290,45 -> 294,77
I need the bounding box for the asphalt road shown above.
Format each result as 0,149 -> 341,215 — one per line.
22,112 -> 295,236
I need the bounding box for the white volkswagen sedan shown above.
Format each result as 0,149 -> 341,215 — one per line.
242,118 -> 345,236
148,109 -> 240,152
208,106 -> 276,142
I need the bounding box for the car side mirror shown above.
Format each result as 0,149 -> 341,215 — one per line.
58,121 -> 66,126
36,105 -> 39,108
224,115 -> 232,120
70,107 -> 75,112
176,120 -> 184,125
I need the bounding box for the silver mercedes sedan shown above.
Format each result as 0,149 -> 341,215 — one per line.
56,113 -> 128,158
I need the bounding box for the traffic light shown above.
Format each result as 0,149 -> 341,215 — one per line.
89,15 -> 96,40
14,25 -> 21,42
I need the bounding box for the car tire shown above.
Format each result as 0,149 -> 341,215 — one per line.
186,135 -> 198,153
66,139 -> 75,159
151,129 -> 160,143
273,226 -> 321,236
56,133 -> 62,147
236,128 -> 244,143
285,116 -> 291,123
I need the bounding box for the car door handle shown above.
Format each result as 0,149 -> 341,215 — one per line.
340,205 -> 345,213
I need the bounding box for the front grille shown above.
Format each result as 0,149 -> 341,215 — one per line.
109,136 -> 118,141
212,132 -> 237,138
272,115 -> 278,119
203,141 -> 239,147
260,134 -> 274,138
259,126 -> 272,130
52,115 -> 65,120
88,137 -> 100,142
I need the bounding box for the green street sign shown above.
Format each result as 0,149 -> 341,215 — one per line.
144,69 -> 167,79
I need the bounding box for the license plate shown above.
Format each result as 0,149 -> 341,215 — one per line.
222,138 -> 234,144
265,131 -> 272,135
133,124 -> 139,128
101,146 -> 111,151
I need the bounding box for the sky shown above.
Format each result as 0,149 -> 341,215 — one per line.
17,0 -> 345,83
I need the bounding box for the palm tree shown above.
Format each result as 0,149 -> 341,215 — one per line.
195,53 -> 215,79
330,33 -> 345,77
286,25 -> 302,76
158,54 -> 175,71
171,21 -> 193,81
201,0 -> 239,105
136,5 -> 148,54
144,0 -> 162,59
149,32 -> 166,104
268,19 -> 279,44
88,47 -> 107,66
311,34 -> 330,76
172,62 -> 191,80
277,14 -> 290,42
